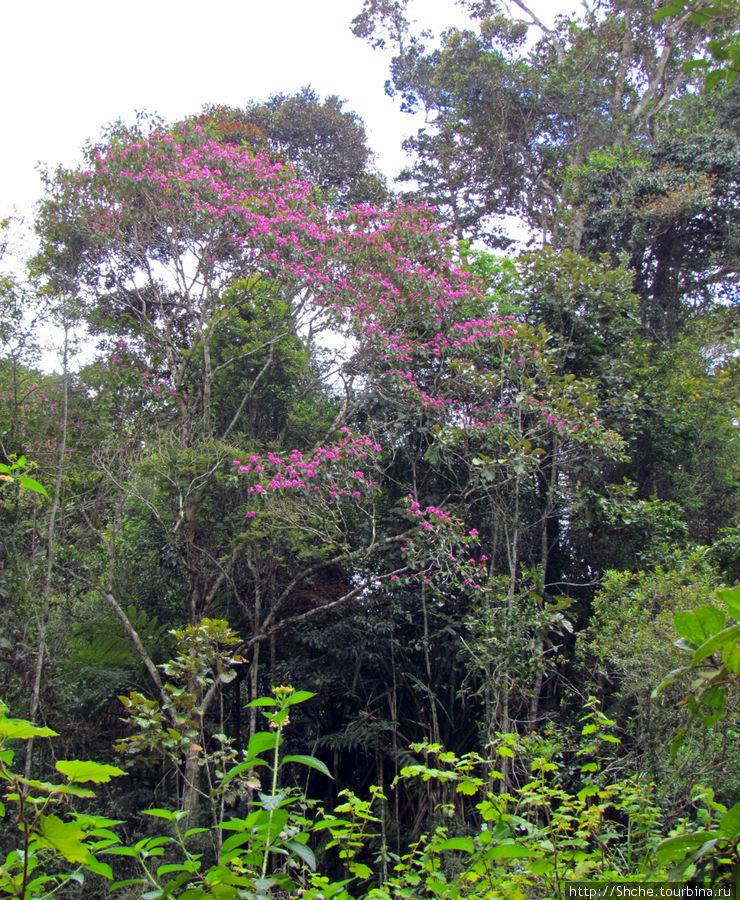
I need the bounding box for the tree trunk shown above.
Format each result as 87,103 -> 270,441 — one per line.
25,327 -> 69,777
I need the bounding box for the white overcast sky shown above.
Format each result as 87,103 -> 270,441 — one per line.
2,0 -> 580,222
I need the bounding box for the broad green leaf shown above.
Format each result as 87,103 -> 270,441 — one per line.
285,690 -> 316,707
718,802 -> 740,839
255,809 -> 289,839
281,753 -> 332,778
247,731 -> 278,758
653,5 -> 682,22
438,837 -> 475,853
706,70 -> 725,90
695,606 -> 726,637
718,585 -> 740,620
56,759 -> 126,783
142,808 -> 177,820
157,863 -> 193,877
487,843 -> 541,859
84,857 -> 113,879
219,831 -> 252,856
674,611 -> 704,645
674,607 -> 725,646
693,624 -> 740,664
285,838 -> 316,869
245,697 -> 276,708
349,861 -> 374,879
16,475 -> 48,496
25,778 -> 95,798
0,718 -> 57,740
527,857 -> 554,875
577,785 -> 598,802
724,643 -> 740,675
456,779 -> 480,795
656,832 -> 715,864
36,814 -> 91,863
701,685 -> 727,710
104,848 -> 144,859
220,756 -> 268,787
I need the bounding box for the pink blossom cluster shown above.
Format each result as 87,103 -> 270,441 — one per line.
397,494 -> 489,592
40,122 -> 621,468
232,429 -> 383,518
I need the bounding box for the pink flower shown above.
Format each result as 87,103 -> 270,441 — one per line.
245,510 -> 256,518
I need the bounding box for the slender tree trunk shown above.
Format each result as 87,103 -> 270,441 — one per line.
25,327 -> 69,777
182,710 -> 204,821
421,585 -> 441,745
530,442 -> 559,727
201,330 -> 213,439
499,469 -> 521,792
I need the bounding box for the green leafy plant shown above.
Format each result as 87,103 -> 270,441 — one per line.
654,0 -> 740,88
654,786 -> 740,887
654,584 -> 740,740
364,700 -> 662,899
116,619 -> 248,822
0,456 -> 47,497
652,584 -> 740,887
0,699 -> 125,899
108,685 -> 348,900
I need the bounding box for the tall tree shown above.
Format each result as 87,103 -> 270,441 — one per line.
353,0 -> 738,250
195,88 -> 388,209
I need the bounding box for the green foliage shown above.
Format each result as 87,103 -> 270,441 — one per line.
654,584 -> 740,739
655,0 -> 740,87
116,619 -> 246,798
0,456 -> 47,497
4,684 -> 740,898
109,685 -> 347,900
356,0 -> 727,248
361,702 -> 664,898
655,786 -> 740,885
5,44 -> 740,898
63,605 -> 172,702
196,87 -> 388,209
0,699 -> 126,898
580,554 -> 740,811
576,127 -> 740,342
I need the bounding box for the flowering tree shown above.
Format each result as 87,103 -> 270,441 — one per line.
32,119 -> 630,814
